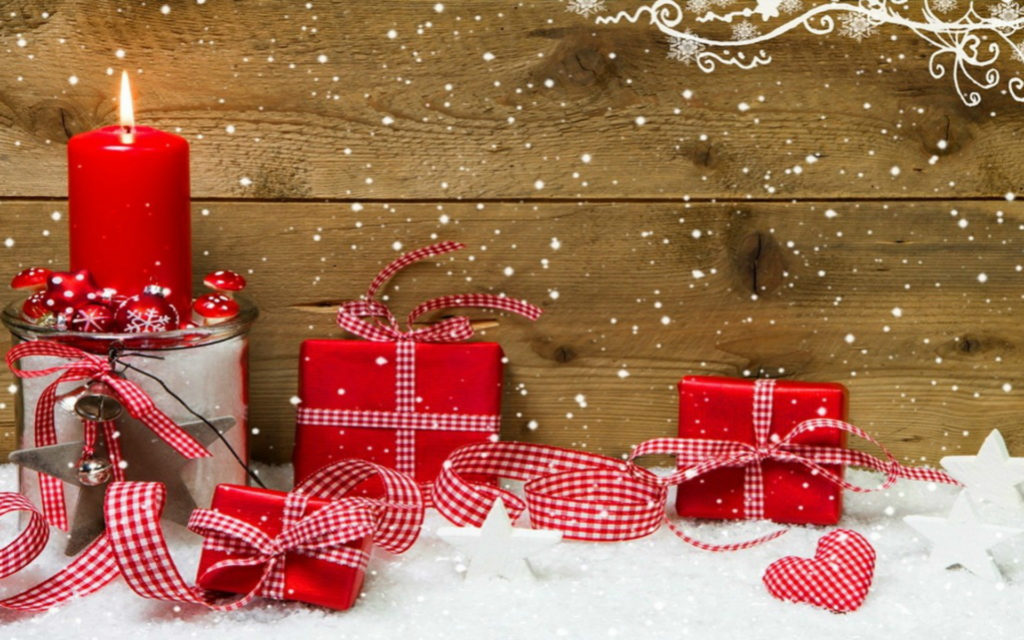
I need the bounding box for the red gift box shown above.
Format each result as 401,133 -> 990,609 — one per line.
293,339 -> 503,484
292,242 -> 541,486
675,376 -> 848,525
194,484 -> 373,611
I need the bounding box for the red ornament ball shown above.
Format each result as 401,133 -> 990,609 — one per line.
70,303 -> 116,333
42,270 -> 100,318
115,286 -> 180,333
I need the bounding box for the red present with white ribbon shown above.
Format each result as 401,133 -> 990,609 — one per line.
293,242 -> 541,485
192,485 -> 376,611
672,376 -> 847,525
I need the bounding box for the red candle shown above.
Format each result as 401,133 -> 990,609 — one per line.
67,71 -> 191,321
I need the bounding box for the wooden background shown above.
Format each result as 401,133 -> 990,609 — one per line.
2,0 -> 1023,465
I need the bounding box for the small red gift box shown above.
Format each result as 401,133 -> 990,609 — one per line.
292,242 -> 541,486
194,484 -> 373,611
675,376 -> 848,525
293,339 -> 503,484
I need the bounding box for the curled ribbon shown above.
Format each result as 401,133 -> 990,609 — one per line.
433,441 -> 665,542
188,494 -> 380,603
336,241 -> 543,342
6,341 -> 211,530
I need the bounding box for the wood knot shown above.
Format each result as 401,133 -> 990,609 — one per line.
523,27 -> 636,104
553,345 -> 577,363
937,333 -> 1015,359
917,111 -> 971,156
241,165 -> 312,199
26,100 -> 95,142
733,230 -> 786,297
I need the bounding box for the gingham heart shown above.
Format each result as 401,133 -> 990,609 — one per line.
762,529 -> 876,613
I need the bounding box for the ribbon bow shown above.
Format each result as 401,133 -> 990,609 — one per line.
627,379 -> 961,550
188,494 -> 379,602
6,341 -> 211,530
336,241 -> 542,342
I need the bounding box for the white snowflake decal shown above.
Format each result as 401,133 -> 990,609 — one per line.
839,13 -> 877,41
124,308 -> 172,333
686,0 -> 713,15
732,20 -> 760,41
991,0 -> 1024,22
931,0 -> 957,12
711,0 -> 733,7
779,0 -> 804,14
667,32 -> 707,64
566,0 -> 607,17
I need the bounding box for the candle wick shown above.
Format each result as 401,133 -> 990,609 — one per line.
120,124 -> 135,144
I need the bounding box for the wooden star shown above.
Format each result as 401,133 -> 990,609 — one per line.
904,492 -> 1024,582
941,429 -> 1024,512
9,416 -> 236,556
437,500 -> 562,581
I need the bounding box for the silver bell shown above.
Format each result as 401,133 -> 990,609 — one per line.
73,381 -> 123,422
76,456 -> 113,486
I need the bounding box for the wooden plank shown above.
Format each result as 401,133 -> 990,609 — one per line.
0,0 -> 1021,200
3,199 -> 1024,465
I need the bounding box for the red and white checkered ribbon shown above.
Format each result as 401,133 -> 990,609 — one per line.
6,341 -> 212,530
188,493 -> 378,602
628,378 -> 961,550
432,441 -> 665,542
0,492 -> 118,612
324,241 -> 542,475
0,458 -> 422,612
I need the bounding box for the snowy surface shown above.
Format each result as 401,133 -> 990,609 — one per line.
2,464 -> 1023,639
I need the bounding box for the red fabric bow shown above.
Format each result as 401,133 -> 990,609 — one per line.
188,493 -> 379,602
6,341 -> 211,530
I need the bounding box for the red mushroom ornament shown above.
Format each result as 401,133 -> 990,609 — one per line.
192,293 -> 240,325
202,270 -> 246,296
10,267 -> 52,291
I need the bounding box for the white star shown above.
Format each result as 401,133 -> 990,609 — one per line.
904,493 -> 1024,582
437,500 -> 562,581
941,429 -> 1024,512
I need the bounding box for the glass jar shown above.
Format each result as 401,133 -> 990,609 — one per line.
3,296 -> 257,523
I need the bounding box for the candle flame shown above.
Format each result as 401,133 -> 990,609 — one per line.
119,70 -> 134,142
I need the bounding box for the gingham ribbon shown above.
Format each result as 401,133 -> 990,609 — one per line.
324,241 -> 542,475
6,341 -> 211,530
0,458 -> 423,613
0,492 -> 118,612
432,441 -> 665,542
187,493 -> 378,601
628,379 -> 961,550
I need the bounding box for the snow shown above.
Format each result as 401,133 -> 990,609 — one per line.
2,465 -> 1023,638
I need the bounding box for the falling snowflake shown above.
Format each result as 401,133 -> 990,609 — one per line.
667,31 -> 706,64
123,308 -> 172,333
779,0 -> 804,14
731,20 -> 760,41
686,0 -> 713,15
565,0 -> 606,16
931,0 -> 957,12
839,13 -> 877,41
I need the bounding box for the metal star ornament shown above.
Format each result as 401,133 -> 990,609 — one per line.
940,429 -> 1024,513
10,415 -> 236,556
904,492 -> 1024,582
437,500 -> 562,581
